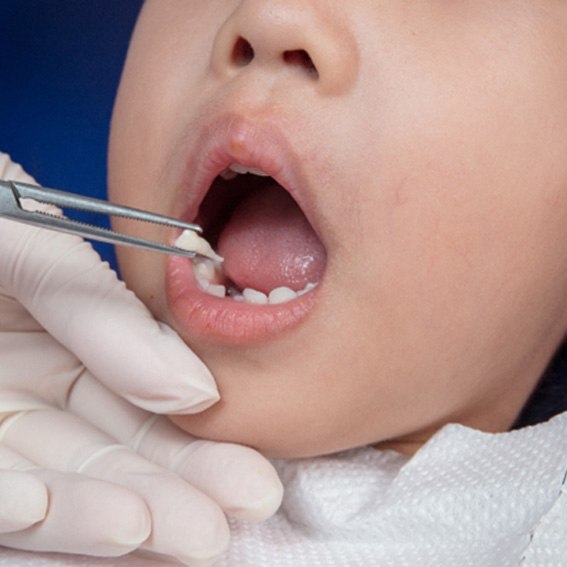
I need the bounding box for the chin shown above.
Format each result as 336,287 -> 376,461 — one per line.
165,338 -> 371,460
168,401 -> 319,460
164,346 -> 316,459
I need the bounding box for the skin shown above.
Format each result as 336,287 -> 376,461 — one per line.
109,0 -> 567,458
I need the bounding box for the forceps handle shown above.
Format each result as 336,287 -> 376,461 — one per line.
0,180 -> 201,258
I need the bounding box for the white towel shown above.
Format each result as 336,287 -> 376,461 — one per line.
2,412 -> 566,566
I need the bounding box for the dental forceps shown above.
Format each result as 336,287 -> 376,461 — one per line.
0,180 -> 202,258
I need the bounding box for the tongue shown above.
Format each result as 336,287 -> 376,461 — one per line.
217,182 -> 326,294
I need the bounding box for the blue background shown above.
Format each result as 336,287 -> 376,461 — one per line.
0,0 -> 143,265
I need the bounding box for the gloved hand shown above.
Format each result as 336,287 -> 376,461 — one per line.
0,153 -> 283,565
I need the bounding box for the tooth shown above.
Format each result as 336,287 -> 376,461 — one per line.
192,259 -> 217,282
268,286 -> 298,304
175,230 -> 223,263
205,284 -> 226,298
227,286 -> 245,301
228,163 -> 270,177
197,278 -> 210,290
297,282 -> 318,296
243,288 -> 268,304
220,168 -> 238,180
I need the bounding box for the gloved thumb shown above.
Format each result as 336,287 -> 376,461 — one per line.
0,153 -> 219,414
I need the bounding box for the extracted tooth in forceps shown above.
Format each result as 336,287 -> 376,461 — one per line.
0,180 -> 220,259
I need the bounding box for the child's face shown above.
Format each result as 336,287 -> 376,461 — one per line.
109,1 -> 567,457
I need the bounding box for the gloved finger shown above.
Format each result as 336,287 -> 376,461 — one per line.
138,419 -> 284,523
81,446 -> 230,566
0,325 -> 84,410
0,446 -> 47,533
0,284 -> 42,332
0,468 -> 150,556
0,152 -> 36,186
0,439 -> 148,554
0,409 -> 230,565
0,390 -> 52,417
0,228 -> 219,415
0,153 -> 219,416
69,372 -> 284,522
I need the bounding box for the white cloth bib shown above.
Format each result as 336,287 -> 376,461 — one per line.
2,412 -> 566,566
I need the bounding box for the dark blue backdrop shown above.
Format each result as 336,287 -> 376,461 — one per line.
0,0 -> 143,265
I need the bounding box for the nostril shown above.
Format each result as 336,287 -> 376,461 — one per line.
227,40 -> 320,81
283,49 -> 319,79
232,37 -> 255,67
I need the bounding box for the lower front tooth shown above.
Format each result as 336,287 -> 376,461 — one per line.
297,282 -> 318,296
243,288 -> 268,304
268,286 -> 298,304
193,259 -> 217,281
206,284 -> 227,298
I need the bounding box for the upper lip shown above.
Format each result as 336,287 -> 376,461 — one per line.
173,113 -> 320,239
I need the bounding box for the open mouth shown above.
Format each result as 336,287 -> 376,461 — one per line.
165,124 -> 328,344
182,162 -> 327,306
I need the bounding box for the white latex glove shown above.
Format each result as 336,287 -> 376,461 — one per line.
0,153 -> 283,565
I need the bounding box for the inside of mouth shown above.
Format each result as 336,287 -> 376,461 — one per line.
191,172 -> 327,304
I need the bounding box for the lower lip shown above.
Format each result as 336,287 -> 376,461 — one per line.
166,256 -> 319,345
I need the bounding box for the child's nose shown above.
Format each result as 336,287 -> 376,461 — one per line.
210,0 -> 358,96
